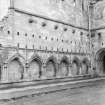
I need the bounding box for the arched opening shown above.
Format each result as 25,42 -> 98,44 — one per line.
96,49 -> 105,75
46,59 -> 56,79
81,60 -> 89,75
71,58 -> 80,76
8,58 -> 24,82
28,59 -> 42,80
58,59 -> 69,78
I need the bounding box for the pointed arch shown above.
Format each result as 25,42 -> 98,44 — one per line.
28,55 -> 43,80
60,56 -> 70,64
29,54 -> 43,65
45,56 -> 58,79
81,58 -> 89,75
95,48 -> 105,75
46,56 -> 58,65
82,58 -> 90,66
72,57 -> 80,65
58,56 -> 69,77
71,56 -> 80,76
95,48 -> 105,61
7,55 -> 24,82
7,53 -> 25,65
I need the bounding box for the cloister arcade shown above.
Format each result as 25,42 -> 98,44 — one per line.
0,53 -> 90,83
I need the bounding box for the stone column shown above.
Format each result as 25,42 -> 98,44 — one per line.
2,63 -> 8,83
68,64 -> 73,77
79,63 -> 82,75
90,56 -> 96,77
24,63 -> 29,81
94,60 -> 99,76
88,61 -> 94,77
54,63 -> 58,78
41,63 -> 47,79
56,63 -> 60,78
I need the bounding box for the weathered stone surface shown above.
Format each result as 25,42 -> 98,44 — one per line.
0,0 -> 94,83
13,0 -> 88,28
93,0 -> 105,28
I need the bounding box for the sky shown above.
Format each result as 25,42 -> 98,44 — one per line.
0,0 -> 10,20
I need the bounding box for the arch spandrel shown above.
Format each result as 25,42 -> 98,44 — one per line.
28,54 -> 43,66
7,53 -> 25,66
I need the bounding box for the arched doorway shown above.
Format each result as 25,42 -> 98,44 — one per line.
8,58 -> 24,82
46,59 -> 56,79
96,49 -> 105,75
58,59 -> 69,78
28,59 -> 42,80
81,58 -> 89,75
71,58 -> 80,76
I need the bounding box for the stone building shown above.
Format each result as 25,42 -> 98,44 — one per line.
0,0 -> 104,83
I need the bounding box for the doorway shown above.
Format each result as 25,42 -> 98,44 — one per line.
96,49 -> 105,75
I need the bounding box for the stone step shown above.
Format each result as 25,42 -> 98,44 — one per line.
0,75 -> 90,90
0,76 -> 105,100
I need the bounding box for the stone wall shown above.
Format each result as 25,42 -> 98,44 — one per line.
13,0 -> 88,28
0,47 -> 90,83
93,0 -> 105,29
0,9 -> 91,83
12,10 -> 89,53
0,0 -> 93,83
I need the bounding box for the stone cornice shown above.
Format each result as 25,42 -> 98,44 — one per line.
91,26 -> 105,31
0,46 -> 89,56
